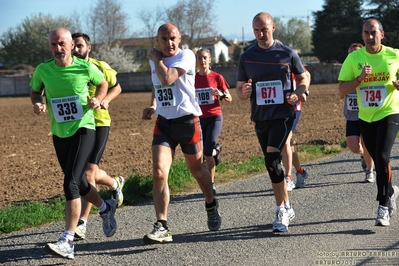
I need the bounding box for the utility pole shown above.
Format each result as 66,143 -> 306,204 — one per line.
242,27 -> 244,47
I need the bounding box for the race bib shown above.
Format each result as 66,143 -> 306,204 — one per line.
50,95 -> 84,123
256,80 -> 284,105
346,94 -> 359,111
359,84 -> 386,108
196,88 -> 215,105
154,83 -> 177,108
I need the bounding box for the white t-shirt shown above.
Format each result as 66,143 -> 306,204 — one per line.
150,49 -> 202,119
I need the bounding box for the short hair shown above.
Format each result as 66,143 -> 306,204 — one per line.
363,18 -> 384,32
71,32 -> 91,45
349,43 -> 363,49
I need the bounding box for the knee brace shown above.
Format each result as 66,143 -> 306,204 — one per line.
265,152 -> 284,183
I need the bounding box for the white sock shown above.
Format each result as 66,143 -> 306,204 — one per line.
64,230 -> 74,242
112,179 -> 118,190
284,202 -> 290,209
79,218 -> 87,225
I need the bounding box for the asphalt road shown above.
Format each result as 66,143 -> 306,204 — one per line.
1,143 -> 399,266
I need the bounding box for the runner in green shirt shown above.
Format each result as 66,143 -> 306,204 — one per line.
30,28 -> 118,259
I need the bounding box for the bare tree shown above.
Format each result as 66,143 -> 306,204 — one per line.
137,6 -> 166,47
88,0 -> 129,44
165,0 -> 217,48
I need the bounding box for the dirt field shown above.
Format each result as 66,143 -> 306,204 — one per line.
0,84 -> 344,207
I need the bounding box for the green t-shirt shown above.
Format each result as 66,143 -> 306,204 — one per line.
29,56 -> 104,138
338,46 -> 399,122
88,58 -> 118,127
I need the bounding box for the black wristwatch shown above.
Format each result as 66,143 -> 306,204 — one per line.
220,91 -> 228,100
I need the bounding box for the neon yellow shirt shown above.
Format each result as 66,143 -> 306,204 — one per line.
88,58 -> 118,127
338,45 -> 399,122
29,56 -> 104,138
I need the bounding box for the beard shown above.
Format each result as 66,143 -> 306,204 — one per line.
74,51 -> 89,60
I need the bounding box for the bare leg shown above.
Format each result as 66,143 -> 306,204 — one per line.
152,145 -> 173,221
291,138 -> 301,171
282,132 -> 294,194
65,198 -> 81,232
79,163 -> 98,221
204,155 -> 216,183
282,131 -> 293,177
96,169 -> 115,187
347,135 -> 363,154
185,152 -> 214,203
361,136 -> 374,170
81,185 -> 103,208
272,181 -> 286,207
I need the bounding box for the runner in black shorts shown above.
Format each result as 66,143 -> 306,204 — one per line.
236,12 -> 310,233
142,23 -> 221,245
153,114 -> 202,154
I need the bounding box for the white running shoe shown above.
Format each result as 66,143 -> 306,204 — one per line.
375,205 -> 390,226
285,176 -> 295,191
272,208 -> 289,232
143,222 -> 173,244
74,219 -> 86,241
365,170 -> 375,183
44,236 -> 74,259
112,176 -> 125,207
285,204 -> 295,221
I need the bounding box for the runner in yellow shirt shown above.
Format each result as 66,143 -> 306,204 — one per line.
338,19 -> 399,226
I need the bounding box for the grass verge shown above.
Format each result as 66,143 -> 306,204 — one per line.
0,143 -> 344,234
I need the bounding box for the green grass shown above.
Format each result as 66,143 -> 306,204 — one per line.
0,143 -> 343,234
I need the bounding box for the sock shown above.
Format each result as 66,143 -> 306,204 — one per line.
111,179 -> 118,190
157,220 -> 168,229
64,230 -> 75,243
276,205 -> 283,211
79,218 -> 87,225
284,202 -> 290,209
286,174 -> 293,180
205,199 -> 216,209
297,167 -> 304,174
99,200 -> 108,213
